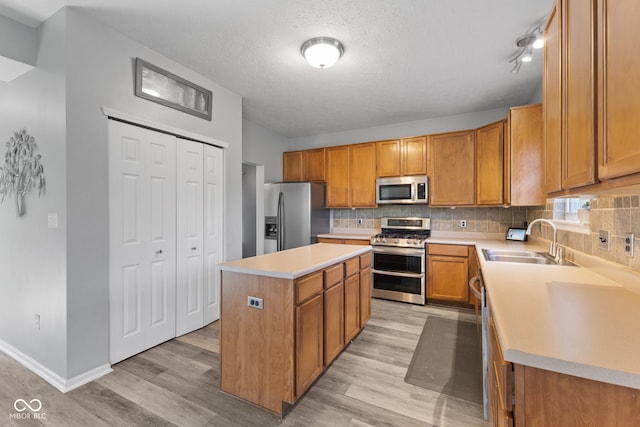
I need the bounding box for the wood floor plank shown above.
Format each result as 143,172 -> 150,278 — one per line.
0,299 -> 489,426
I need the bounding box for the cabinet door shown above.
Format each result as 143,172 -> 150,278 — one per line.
543,3 -> 563,193
476,121 -> 504,205
503,119 -> 511,205
350,143 -> 377,207
108,121 -> 177,364
402,136 -> 428,176
305,148 -> 326,182
326,146 -> 350,207
376,139 -> 402,177
597,0 -> 640,179
344,273 -> 360,342
427,255 -> 469,302
177,140 -> 205,336
429,131 -> 476,206
296,293 -> 324,397
359,266 -> 372,327
510,105 -> 546,206
563,0 -> 597,189
324,282 -> 344,366
283,151 -> 304,182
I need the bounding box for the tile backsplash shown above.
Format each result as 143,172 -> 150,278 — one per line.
332,193 -> 640,272
526,195 -> 640,272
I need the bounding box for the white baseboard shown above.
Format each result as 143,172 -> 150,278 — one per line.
0,339 -> 112,393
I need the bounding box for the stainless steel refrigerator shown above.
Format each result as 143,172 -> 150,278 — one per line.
264,182 -> 330,254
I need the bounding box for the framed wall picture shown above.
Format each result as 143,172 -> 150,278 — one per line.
134,57 -> 212,121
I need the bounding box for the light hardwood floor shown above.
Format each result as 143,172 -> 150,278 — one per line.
0,299 -> 489,426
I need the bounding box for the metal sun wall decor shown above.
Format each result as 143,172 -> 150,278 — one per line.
0,129 -> 46,217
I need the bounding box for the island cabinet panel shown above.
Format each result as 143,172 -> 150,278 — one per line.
323,281 -> 344,366
220,271 -> 295,414
220,247 -> 372,415
296,293 -> 324,398
344,273 -> 360,343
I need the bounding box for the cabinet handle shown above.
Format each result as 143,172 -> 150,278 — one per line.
156,250 -> 163,255
191,247 -> 197,251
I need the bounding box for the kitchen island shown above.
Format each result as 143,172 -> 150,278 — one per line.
217,243 -> 372,415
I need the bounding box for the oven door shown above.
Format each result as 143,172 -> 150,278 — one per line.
372,247 -> 425,304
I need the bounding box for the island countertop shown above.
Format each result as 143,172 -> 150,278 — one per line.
218,243 -> 371,279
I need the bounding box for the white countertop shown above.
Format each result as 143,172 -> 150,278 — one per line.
219,243 -> 371,279
431,236 -> 640,390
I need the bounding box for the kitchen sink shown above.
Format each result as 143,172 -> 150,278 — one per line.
481,249 -> 576,266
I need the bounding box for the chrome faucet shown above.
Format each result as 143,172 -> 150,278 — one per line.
526,218 -> 558,258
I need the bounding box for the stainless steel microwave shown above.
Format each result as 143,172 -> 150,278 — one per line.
376,176 -> 429,204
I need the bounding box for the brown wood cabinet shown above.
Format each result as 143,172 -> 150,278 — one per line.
429,130 -> 476,206
349,143 -> 377,207
508,105 -> 546,206
376,136 -> 428,177
295,292 -> 324,398
476,121 -> 505,205
283,151 -> 305,182
427,244 -> 471,303
326,146 -> 350,207
488,311 -> 514,426
543,2 -> 563,193
597,0 -> 640,180
283,148 -> 326,182
220,250 -> 372,415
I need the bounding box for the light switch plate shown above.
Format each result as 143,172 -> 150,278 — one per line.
47,213 -> 58,229
598,230 -> 610,251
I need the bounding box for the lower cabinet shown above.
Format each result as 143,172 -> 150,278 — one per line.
323,280 -> 344,366
295,292 -> 324,398
427,244 -> 470,303
344,273 -> 360,343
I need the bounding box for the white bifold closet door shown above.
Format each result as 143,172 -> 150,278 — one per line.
108,120 -> 177,364
176,139 -> 224,335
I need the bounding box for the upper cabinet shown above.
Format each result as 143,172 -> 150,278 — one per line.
476,121 -> 505,206
326,146 -> 351,207
509,104 -> 546,206
543,0 -> 640,194
597,0 -> 640,179
283,148 -> 326,182
350,143 -> 377,207
429,130 -> 476,206
376,136 -> 428,178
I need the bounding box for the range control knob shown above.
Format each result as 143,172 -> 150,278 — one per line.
407,239 -> 414,245
394,238 -> 400,244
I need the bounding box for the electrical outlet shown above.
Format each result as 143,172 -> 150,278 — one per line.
357,218 -> 363,226
247,296 -> 263,310
35,313 -> 40,330
460,220 -> 467,228
624,233 -> 635,257
598,230 -> 611,251
47,212 -> 58,229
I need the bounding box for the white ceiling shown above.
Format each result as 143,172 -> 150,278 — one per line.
0,0 -> 554,138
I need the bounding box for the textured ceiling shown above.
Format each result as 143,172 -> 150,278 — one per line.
0,0 -> 554,138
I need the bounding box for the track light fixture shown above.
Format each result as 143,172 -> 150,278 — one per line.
509,17 -> 546,74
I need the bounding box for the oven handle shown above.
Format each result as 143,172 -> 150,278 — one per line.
372,246 -> 425,256
372,269 -> 424,279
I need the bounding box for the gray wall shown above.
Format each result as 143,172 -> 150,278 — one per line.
242,164 -> 257,258
0,7 -> 243,382
0,11 -> 68,377
0,14 -> 36,65
289,107 -> 510,149
243,119 -> 289,183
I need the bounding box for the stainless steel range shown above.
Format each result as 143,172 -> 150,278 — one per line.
370,217 -> 431,305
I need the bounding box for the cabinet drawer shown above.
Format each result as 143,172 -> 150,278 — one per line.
345,257 -> 360,277
428,244 -> 469,257
360,252 -> 371,269
297,272 -> 324,304
324,264 -> 344,288
490,317 -> 513,412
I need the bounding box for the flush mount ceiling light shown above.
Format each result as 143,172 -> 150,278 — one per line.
509,17 -> 546,74
301,37 -> 344,69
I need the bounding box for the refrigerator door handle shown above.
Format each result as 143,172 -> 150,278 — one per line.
277,192 -> 284,251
